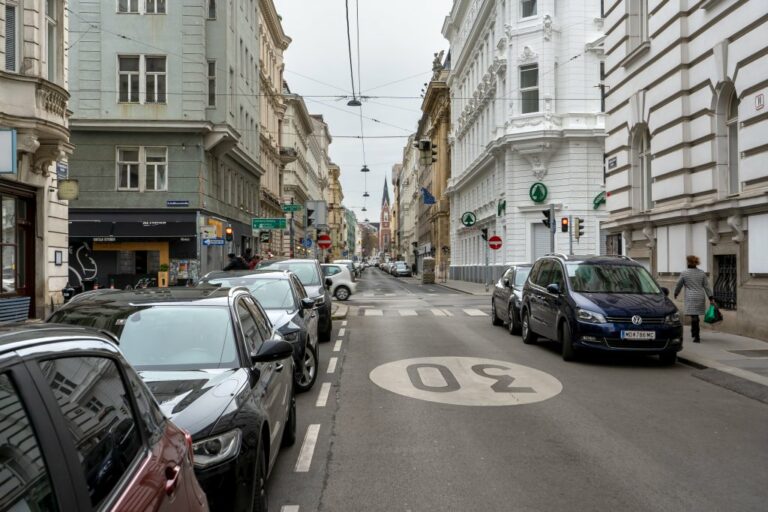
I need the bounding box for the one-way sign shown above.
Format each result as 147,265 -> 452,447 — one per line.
203,238 -> 225,246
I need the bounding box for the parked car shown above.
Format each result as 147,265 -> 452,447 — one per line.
333,259 -> 359,279
0,324 -> 209,512
491,263 -> 532,334
322,264 -> 357,300
199,270 -> 320,392
521,255 -> 683,364
258,259 -> 333,341
48,287 -> 295,511
392,261 -> 412,277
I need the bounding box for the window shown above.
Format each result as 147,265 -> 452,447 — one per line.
631,128 -> 653,211
144,56 -> 166,103
0,374 -> 57,511
46,0 -> 58,82
237,300 -> 264,353
726,91 -> 740,194
207,60 -> 216,106
117,146 -> 168,192
4,3 -> 20,72
145,0 -> 166,14
208,0 -> 216,19
521,0 -> 537,18
229,67 -> 235,115
117,0 -> 139,13
520,64 -> 539,114
118,56 -> 140,103
40,357 -> 143,508
627,0 -> 649,52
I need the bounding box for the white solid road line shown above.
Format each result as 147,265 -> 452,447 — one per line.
365,309 -> 383,316
431,309 -> 447,317
333,339 -> 343,351
338,327 -> 346,337
327,357 -> 338,373
386,293 -> 396,296
316,382 -> 332,407
443,309 -> 454,316
281,506 -> 300,512
363,292 -> 373,297
399,309 -> 417,316
341,320 -> 347,326
464,309 -> 487,316
295,424 -> 321,472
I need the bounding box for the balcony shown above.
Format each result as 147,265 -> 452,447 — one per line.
0,71 -> 70,140
280,146 -> 298,164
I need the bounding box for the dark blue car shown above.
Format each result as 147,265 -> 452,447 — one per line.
521,254 -> 683,364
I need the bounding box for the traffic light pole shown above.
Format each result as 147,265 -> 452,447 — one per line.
568,215 -> 573,256
289,198 -> 295,258
549,204 -> 556,253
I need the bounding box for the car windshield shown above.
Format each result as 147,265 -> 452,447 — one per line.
396,262 -> 407,269
514,267 -> 531,287
207,278 -> 295,309
259,262 -> 320,286
566,263 -> 661,294
50,305 -> 238,370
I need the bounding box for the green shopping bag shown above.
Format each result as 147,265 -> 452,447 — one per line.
704,303 -> 722,324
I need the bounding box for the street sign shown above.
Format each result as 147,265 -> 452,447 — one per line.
203,238 -> 225,246
252,218 -> 286,230
369,357 -> 562,406
259,231 -> 271,243
488,235 -> 502,250
461,212 -> 477,227
302,238 -> 313,248
317,233 -> 332,250
167,200 -> 190,207
281,203 -> 303,213
529,182 -> 548,203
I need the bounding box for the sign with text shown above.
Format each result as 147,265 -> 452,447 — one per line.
252,218 -> 287,230
167,200 -> 190,207
281,203 -> 304,212
203,238 -> 226,246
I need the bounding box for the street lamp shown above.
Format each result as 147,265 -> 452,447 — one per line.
360,165 -> 370,173
347,97 -> 362,107
363,192 -> 370,197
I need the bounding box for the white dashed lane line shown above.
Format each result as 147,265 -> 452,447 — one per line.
365,309 -> 383,316
338,327 -> 346,337
431,309 -> 447,317
341,320 -> 347,326
281,506 -> 299,512
463,309 -> 487,316
327,357 -> 338,374
333,339 -> 342,352
399,309 -> 417,316
316,382 -> 331,407
295,424 -> 320,472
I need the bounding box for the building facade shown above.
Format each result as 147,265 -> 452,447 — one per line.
326,163 -> 343,260
67,0 -> 264,288
603,0 -> 768,339
443,0 -> 607,283
399,137 -> 420,269
0,0 -> 72,318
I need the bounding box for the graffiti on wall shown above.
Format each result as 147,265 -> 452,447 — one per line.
69,243 -> 98,287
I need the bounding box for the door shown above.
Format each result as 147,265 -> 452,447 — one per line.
540,262 -> 566,339
494,268 -> 514,317
292,275 -> 318,348
0,195 -> 35,315
532,223 -> 550,260
529,260 -> 553,333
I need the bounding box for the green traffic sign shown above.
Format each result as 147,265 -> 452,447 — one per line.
529,182 -> 548,203
252,218 -> 286,230
461,211 -> 477,227
281,203 -> 304,212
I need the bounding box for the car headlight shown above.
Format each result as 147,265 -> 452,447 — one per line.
192,429 -> 242,468
665,312 -> 681,324
577,308 -> 607,324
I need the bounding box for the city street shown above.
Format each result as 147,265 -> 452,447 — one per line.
266,267 -> 768,512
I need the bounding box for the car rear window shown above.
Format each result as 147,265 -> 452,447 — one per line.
208,278 -> 295,309
259,262 -> 320,286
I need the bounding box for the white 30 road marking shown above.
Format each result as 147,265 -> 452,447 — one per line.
463,309 -> 487,317
295,424 -> 321,472
369,357 -> 562,406
316,382 -> 332,407
333,339 -> 343,351
338,327 -> 346,337
327,357 -> 338,373
365,309 -> 383,316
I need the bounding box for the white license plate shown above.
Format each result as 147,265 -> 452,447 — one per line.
621,330 -> 656,340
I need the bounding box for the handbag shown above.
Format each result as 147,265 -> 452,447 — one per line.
704,303 -> 723,324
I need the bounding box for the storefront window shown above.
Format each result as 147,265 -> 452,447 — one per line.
1,197 -> 16,293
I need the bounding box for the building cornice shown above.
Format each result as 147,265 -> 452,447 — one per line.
260,0 -> 292,50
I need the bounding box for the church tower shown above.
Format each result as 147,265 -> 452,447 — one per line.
379,178 -> 391,256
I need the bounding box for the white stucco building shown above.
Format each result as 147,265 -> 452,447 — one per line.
443,0 -> 606,282
602,0 -> 768,339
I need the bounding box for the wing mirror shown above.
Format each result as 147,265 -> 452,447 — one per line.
325,278 -> 333,289
251,340 -> 294,365
660,286 -> 670,297
502,277 -> 510,288
546,283 -> 561,295
301,297 -> 316,309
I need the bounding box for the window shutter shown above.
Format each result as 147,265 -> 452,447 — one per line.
5,5 -> 17,72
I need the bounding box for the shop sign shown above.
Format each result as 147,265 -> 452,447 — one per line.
529,182 -> 548,203
94,236 -> 116,242
57,179 -> 80,200
179,237 -> 191,242
167,200 -> 190,207
0,129 -> 17,174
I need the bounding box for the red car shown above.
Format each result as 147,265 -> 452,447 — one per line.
0,324 -> 208,511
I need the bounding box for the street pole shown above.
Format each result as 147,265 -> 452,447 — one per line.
289,198 -> 295,258
568,215 -> 573,256
549,203 -> 556,254
485,243 -> 489,292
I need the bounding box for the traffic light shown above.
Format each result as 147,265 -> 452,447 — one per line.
306,208 -> 316,227
561,217 -> 569,233
542,209 -> 552,229
415,139 -> 437,166
481,228 -> 488,241
574,217 -> 585,240
225,225 -> 234,242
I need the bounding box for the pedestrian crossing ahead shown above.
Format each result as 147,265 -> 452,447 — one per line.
357,307 -> 489,318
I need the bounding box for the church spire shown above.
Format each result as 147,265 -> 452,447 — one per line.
382,178 -> 390,207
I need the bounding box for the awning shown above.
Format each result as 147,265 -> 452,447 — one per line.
112,222 -> 197,238
69,221 -> 114,238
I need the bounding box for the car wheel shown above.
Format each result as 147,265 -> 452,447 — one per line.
281,392 -> 297,447
335,286 -> 350,301
522,310 -> 537,344
560,321 -> 577,362
491,301 -> 503,326
659,352 -> 677,366
295,344 -> 318,392
252,442 -> 268,512
508,304 -> 521,335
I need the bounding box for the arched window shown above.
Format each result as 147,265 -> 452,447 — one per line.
726,90 -> 740,194
714,84 -> 741,196
630,127 -> 652,211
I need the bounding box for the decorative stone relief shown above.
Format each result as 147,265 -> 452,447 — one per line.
519,46 -> 538,64
543,15 -> 553,41
32,144 -> 67,177
515,142 -> 558,181
496,38 -> 507,53
727,214 -> 745,243
503,23 -> 514,40
642,224 -> 655,249
704,218 -> 720,245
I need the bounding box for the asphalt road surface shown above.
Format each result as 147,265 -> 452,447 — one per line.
266,267 -> 768,512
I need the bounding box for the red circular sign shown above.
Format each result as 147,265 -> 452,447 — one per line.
488,235 -> 502,250
317,233 -> 332,250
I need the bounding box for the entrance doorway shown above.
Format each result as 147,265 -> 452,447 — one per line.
0,194 -> 35,313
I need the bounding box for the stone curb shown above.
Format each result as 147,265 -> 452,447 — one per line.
677,353 -> 768,387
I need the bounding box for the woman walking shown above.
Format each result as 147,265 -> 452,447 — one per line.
674,255 -> 714,343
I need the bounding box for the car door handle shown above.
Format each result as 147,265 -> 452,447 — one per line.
164,465 -> 181,496
275,363 -> 285,372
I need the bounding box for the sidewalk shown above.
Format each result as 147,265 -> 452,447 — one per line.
435,279 -> 493,296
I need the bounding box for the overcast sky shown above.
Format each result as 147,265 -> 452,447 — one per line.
274,0 -> 452,221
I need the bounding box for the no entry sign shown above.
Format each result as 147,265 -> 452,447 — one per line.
488,235 -> 502,250
317,233 -> 332,250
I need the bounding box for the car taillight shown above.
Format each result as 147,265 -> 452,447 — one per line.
184,430 -> 194,465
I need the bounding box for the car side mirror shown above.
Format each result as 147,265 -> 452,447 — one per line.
301,297 -> 315,310
325,278 -> 333,288
251,340 -> 294,365
502,278 -> 510,288
660,287 -> 669,297
546,283 -> 561,295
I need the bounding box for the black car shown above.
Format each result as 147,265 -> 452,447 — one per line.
0,324 -> 208,511
258,258 -> 333,341
48,287 -> 295,512
491,263 -> 532,334
200,270 -> 320,392
521,254 -> 683,364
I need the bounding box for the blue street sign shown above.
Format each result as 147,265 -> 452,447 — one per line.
167,200 -> 190,207
302,238 -> 313,248
342,250 -> 349,257
203,238 -> 226,246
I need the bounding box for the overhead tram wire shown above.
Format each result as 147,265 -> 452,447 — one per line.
355,0 -> 369,211
344,0 -> 361,107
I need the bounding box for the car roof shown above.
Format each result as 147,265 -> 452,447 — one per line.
202,270 -> 294,281
57,287 -> 239,308
261,258 -> 319,265
544,254 -> 642,266
0,323 -> 119,355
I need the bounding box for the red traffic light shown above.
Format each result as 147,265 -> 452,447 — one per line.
561,217 -> 569,232
225,226 -> 234,241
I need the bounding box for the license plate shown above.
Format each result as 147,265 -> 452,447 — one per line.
621,330 -> 656,340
